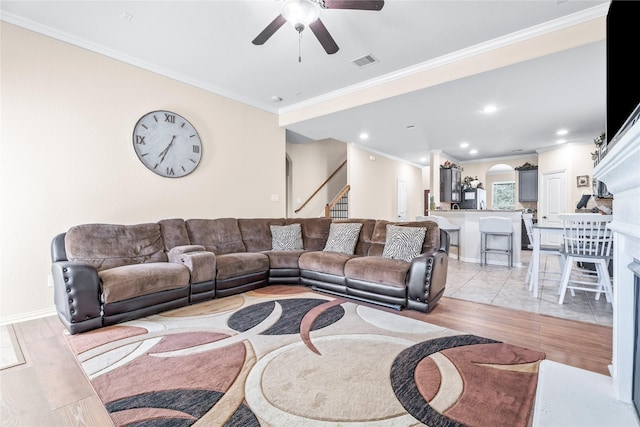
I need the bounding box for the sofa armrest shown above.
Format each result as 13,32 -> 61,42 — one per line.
406,250 -> 448,312
168,245 -> 207,259
52,261 -> 102,333
169,249 -> 216,284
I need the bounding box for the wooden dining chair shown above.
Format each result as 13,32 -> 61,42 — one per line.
557,214 -> 613,304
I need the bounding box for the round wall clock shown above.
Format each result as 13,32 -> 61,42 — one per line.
132,110 -> 202,178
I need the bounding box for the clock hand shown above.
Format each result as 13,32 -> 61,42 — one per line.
157,135 -> 176,164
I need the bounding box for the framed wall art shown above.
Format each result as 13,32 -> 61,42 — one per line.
577,175 -> 590,187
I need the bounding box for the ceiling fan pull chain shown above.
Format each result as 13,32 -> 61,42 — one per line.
298,31 -> 302,63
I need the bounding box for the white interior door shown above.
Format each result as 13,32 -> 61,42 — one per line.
397,179 -> 408,221
540,171 -> 567,245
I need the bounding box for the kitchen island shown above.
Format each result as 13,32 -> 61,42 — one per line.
431,210 -> 522,266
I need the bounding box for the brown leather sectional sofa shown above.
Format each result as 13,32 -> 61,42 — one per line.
51,217 -> 450,334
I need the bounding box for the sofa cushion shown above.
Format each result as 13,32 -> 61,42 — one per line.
285,218 -> 332,251
333,218 -> 376,256
215,252 -> 270,280
238,218 -> 286,252
270,224 -> 304,250
158,218 -> 191,250
299,251 -> 358,276
369,220 -> 439,257
323,222 -> 363,255
344,256 -> 410,287
264,250 -> 306,269
65,223 -> 167,271
186,218 -> 246,254
382,224 -> 426,262
99,262 -> 190,304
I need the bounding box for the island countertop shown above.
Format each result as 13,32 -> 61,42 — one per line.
427,210 -> 522,266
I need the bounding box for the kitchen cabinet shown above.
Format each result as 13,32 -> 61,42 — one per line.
518,168 -> 538,202
440,168 -> 461,203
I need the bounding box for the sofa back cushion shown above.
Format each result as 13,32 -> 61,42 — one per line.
285,218 -> 332,251
238,218 -> 286,252
158,218 -> 191,250
65,223 -> 167,271
368,220 -> 440,257
186,218 -> 246,255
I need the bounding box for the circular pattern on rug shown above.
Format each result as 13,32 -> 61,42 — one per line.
245,334 -> 420,426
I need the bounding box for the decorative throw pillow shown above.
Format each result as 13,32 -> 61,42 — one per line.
323,222 -> 363,255
382,224 -> 426,262
270,224 -> 304,251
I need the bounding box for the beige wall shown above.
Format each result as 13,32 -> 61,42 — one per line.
0,23 -> 285,321
348,145 -> 422,221
286,139 -> 347,217
538,143 -> 599,212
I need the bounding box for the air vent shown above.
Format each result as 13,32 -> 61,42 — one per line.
352,54 -> 378,68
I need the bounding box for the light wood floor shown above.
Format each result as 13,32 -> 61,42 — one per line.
0,295 -> 612,426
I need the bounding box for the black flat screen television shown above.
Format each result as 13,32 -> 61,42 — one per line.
606,0 -> 640,148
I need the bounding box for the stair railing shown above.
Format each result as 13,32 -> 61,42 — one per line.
294,159 -> 347,214
325,185 -> 350,218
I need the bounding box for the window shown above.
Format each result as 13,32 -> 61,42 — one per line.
492,181 -> 515,210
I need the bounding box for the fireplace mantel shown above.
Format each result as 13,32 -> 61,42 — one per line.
593,120 -> 640,402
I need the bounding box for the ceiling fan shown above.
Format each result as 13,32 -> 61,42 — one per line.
252,0 -> 384,59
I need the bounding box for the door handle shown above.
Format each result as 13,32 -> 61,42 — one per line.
542,216 -> 547,219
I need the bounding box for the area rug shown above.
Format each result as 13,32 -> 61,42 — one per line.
65,285 -> 545,426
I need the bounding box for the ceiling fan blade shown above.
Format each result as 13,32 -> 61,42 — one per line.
320,0 -> 384,11
252,14 -> 287,45
309,18 -> 339,54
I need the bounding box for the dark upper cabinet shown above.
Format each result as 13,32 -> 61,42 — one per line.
518,168 -> 538,202
440,168 -> 461,203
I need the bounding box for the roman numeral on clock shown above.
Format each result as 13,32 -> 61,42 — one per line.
165,114 -> 175,123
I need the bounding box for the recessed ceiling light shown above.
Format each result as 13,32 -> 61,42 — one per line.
420,157 -> 427,162
483,104 -> 498,114
470,149 -> 478,155
556,129 -> 569,136
460,142 -> 469,148
556,139 -> 567,144
120,12 -> 133,22
359,132 -> 369,140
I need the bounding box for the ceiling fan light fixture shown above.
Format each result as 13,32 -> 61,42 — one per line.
281,0 -> 320,29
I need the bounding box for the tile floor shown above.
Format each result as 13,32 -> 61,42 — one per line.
444,250 -> 613,326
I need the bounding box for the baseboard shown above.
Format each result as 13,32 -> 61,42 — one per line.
0,307 -> 57,326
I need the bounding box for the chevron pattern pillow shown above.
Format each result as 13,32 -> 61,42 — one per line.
382,224 -> 426,262
323,222 -> 363,255
270,224 -> 304,251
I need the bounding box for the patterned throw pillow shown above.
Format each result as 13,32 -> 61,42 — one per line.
323,222 -> 363,255
382,224 -> 426,262
270,224 -> 304,251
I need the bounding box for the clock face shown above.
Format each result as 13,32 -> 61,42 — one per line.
132,110 -> 202,178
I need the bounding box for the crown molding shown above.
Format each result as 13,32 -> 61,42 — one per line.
279,3 -> 609,117
0,12 -> 280,114
2,2 -> 608,120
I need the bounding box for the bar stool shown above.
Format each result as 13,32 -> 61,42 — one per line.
418,215 -> 461,260
479,217 -> 513,268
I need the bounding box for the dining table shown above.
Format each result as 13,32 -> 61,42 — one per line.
530,222 -> 564,297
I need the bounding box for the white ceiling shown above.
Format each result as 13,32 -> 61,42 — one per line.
1,0 -> 609,166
